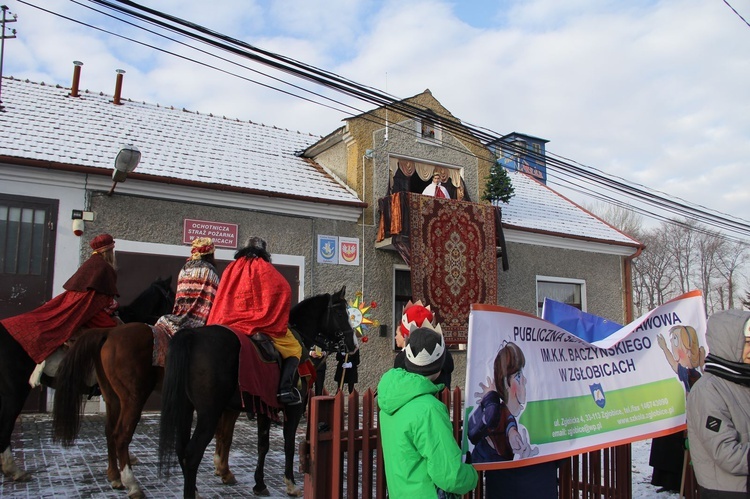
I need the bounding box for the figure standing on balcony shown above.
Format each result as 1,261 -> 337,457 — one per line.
422,171 -> 450,199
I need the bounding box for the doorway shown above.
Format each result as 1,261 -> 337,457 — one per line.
0,194 -> 58,412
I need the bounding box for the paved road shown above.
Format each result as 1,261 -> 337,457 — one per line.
1,412 -> 305,498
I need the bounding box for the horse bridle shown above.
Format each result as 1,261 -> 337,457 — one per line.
314,296 -> 354,354
154,282 -> 176,306
146,282 -> 175,323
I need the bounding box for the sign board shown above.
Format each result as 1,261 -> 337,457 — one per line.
183,219 -> 238,248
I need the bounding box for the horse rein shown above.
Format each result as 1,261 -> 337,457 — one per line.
154,282 -> 176,307
312,296 -> 354,354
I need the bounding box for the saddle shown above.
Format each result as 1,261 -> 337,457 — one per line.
250,332 -> 281,363
151,326 -> 312,413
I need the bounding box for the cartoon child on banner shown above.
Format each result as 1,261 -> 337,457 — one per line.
468,341 -> 538,463
650,324 -> 706,492
656,324 -> 706,392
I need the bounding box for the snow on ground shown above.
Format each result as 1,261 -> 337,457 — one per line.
632,438 -> 680,499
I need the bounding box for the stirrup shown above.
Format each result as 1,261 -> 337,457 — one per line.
278,388 -> 302,406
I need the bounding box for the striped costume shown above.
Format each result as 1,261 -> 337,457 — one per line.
154,259 -> 219,337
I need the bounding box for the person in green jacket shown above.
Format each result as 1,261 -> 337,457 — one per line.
378,327 -> 478,497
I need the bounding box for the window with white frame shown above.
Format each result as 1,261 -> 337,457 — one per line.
416,117 -> 442,144
536,276 -> 586,317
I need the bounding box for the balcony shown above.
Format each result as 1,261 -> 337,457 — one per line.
375,192 -> 508,344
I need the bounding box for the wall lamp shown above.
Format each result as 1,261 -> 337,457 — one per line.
108,145 -> 141,195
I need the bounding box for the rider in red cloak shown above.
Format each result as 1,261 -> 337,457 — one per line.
207,236 -> 303,405
1,233 -> 119,364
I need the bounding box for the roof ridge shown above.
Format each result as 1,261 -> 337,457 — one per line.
1,75 -> 320,137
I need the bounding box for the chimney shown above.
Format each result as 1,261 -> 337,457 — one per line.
113,69 -> 125,105
69,61 -> 83,97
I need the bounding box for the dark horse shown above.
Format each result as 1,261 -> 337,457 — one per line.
158,286 -> 355,498
0,276 -> 173,484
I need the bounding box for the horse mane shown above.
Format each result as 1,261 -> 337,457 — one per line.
289,293 -> 328,319
118,276 -> 175,324
288,293 -> 329,346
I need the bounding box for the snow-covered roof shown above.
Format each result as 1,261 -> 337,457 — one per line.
0,77 -> 362,206
501,170 -> 641,247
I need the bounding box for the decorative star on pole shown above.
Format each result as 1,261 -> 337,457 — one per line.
348,291 -> 379,343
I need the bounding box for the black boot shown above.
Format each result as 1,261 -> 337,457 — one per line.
277,357 -> 302,405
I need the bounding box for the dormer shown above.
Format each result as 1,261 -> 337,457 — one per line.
487,132 -> 549,184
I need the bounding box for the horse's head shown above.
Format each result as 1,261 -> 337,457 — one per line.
146,276 -> 175,319
290,285 -> 356,354
119,276 -> 175,325
327,286 -> 357,354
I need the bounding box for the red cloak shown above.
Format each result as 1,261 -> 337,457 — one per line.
1,254 -> 118,363
207,257 -> 291,338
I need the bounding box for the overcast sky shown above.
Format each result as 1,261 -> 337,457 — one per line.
3,0 -> 750,235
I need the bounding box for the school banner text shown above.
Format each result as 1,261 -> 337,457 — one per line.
462,291 -> 707,470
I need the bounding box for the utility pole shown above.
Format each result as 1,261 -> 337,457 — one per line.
0,5 -> 18,112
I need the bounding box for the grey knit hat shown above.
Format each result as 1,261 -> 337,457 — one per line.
404,327 -> 446,376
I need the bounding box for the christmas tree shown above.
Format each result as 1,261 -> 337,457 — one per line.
482,160 -> 515,203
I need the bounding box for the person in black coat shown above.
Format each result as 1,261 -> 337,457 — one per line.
334,348 -> 360,394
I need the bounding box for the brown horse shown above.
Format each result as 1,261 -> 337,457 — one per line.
52,325 -> 246,497
53,323 -> 166,498
0,277 -> 173,485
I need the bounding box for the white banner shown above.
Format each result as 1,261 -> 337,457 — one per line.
463,290 -> 707,470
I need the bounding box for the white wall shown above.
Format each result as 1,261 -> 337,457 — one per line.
0,165 -> 89,294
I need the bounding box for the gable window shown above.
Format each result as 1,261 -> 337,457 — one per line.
416,117 -> 442,144
421,118 -> 436,139
536,276 -> 586,317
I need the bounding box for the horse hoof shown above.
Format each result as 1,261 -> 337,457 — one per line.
128,452 -> 139,465
111,479 -> 124,490
284,478 -> 302,497
220,472 -> 237,485
12,470 -> 32,482
128,491 -> 146,499
252,485 -> 270,496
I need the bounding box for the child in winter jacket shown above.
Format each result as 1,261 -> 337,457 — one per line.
378,327 -> 477,497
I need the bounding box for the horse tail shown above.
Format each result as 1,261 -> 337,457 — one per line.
52,328 -> 108,446
158,328 -> 195,477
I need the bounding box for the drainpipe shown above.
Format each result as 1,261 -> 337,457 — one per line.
623,245 -> 644,322
70,61 -> 83,97
113,69 -> 125,105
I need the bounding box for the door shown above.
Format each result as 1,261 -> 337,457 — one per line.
0,194 -> 58,412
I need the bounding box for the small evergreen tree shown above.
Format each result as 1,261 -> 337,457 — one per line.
742,290 -> 750,310
482,161 -> 515,203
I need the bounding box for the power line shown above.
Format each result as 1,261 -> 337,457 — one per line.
722,0 -> 750,27
16,0 -> 750,243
